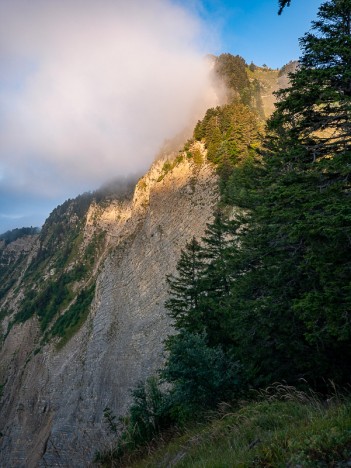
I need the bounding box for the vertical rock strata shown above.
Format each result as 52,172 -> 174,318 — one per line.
0,153 -> 218,466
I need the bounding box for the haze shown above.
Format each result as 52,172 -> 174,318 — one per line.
0,0 -> 220,232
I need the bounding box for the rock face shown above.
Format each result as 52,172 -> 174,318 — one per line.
0,234 -> 39,329
0,149 -> 218,466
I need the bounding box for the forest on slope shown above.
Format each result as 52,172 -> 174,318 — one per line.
97,0 -> 351,464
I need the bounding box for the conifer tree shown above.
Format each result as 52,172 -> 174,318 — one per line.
214,54 -> 250,103
272,0 -> 351,161
266,0 -> 351,351
200,211 -> 234,346
228,0 -> 351,387
164,0 -> 351,394
165,237 -> 205,333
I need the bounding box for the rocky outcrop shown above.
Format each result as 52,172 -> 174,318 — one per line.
0,149 -> 218,466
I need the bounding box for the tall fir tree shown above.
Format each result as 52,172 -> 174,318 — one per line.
165,237 -> 205,334
267,0 -> 351,356
200,210 -> 234,347
227,0 -> 351,388
272,0 -> 351,161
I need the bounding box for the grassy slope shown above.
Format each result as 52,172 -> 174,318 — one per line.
126,391 -> 351,467
247,66 -> 281,118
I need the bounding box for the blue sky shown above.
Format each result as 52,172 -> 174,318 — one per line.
0,0 -> 323,234
179,0 -> 322,68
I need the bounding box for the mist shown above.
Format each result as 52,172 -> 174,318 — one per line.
0,0 -> 221,230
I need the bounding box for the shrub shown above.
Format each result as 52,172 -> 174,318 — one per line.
162,332 -> 242,422
97,377 -> 173,463
50,284 -> 95,343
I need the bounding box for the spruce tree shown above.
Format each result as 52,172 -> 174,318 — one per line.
214,54 -> 250,103
200,211 -> 234,347
272,0 -> 351,160
165,237 -> 205,333
228,0 -> 351,388
267,0 -> 351,354
161,332 -> 241,417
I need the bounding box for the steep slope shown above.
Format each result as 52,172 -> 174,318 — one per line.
0,230 -> 40,321
248,63 -> 297,118
0,146 -> 218,466
0,54 -> 294,466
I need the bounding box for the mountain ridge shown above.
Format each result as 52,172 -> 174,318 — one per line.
0,143 -> 219,466
0,56 -> 296,466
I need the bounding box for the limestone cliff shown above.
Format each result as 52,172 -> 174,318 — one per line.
0,147 -> 218,466
0,233 -> 40,325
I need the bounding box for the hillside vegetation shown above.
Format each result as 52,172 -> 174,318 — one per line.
0,190 -> 124,348
0,227 -> 40,309
132,389 -> 351,468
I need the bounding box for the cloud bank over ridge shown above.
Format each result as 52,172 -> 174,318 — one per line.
0,0 -> 220,230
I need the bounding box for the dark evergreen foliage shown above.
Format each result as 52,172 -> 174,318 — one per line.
249,62 -> 257,72
96,377 -> 173,462
200,211 -> 234,347
165,237 -> 205,333
272,0 -> 351,160
50,284 -> 95,340
193,102 -> 262,170
162,332 -> 241,418
126,377 -> 172,446
166,0 -> 351,392
214,54 -> 251,104
251,0 -> 351,386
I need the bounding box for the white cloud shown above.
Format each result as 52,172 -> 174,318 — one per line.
0,0 -> 220,199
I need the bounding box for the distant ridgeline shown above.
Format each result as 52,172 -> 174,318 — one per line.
205,53 -> 293,137
0,226 -> 40,245
0,181 -> 134,347
0,227 -> 41,308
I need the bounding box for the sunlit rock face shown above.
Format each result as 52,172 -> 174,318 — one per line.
0,148 -> 218,467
